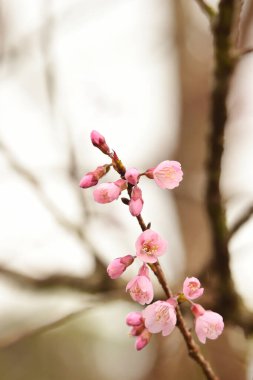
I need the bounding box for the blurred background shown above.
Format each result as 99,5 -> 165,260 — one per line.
0,0 -> 253,379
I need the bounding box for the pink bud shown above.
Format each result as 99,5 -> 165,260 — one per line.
125,168 -> 140,185
183,277 -> 204,300
152,160 -> 183,189
79,173 -> 98,188
90,130 -> 110,154
107,255 -> 134,279
144,168 -> 155,179
129,186 -> 143,216
135,229 -> 167,263
93,182 -> 121,203
191,304 -> 224,344
126,312 -> 143,326
114,179 -> 127,191
79,165 -> 110,189
143,300 -> 177,336
135,329 -> 151,351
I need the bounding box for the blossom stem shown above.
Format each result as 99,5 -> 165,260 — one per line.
110,151 -> 219,380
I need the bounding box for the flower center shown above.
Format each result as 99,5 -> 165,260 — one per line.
142,241 -> 158,255
155,305 -> 170,322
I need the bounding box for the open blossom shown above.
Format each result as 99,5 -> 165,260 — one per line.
90,130 -> 110,154
93,182 -> 122,203
183,277 -> 204,300
125,168 -> 140,185
79,164 -> 110,188
148,160 -> 183,189
107,255 -> 134,279
143,300 -> 177,336
135,229 -> 167,263
129,186 -> 143,216
126,264 -> 153,305
191,304 -> 224,344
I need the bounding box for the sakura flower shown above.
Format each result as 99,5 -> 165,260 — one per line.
125,168 -> 140,185
183,277 -> 204,300
79,164 -> 110,188
191,304 -> 224,344
129,186 -> 143,216
107,255 -> 134,279
90,130 -> 110,154
135,229 -> 167,263
143,300 -> 177,336
126,264 -> 153,305
93,182 -> 122,203
148,160 -> 183,189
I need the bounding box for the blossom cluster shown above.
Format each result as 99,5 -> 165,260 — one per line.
80,130 -> 224,351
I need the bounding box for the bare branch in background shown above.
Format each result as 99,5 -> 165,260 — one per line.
228,205 -> 253,241
0,139 -> 107,277
0,264 -> 120,294
194,0 -> 217,21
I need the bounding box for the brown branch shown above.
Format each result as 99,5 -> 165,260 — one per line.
205,0 -> 242,318
0,264 -> 119,294
228,205 -> 253,241
0,306 -> 91,349
0,139 -> 107,276
194,0 -> 217,22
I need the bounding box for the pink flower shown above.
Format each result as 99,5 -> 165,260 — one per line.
125,168 -> 140,185
107,255 -> 134,279
151,160 -> 183,189
79,164 -> 110,188
90,130 -> 110,154
126,264 -> 153,305
191,304 -> 224,344
143,300 -> 177,336
93,182 -> 122,203
129,186 -> 143,216
135,229 -> 167,263
183,277 -> 204,300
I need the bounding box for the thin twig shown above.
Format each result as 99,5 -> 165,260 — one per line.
228,205 -> 253,241
194,0 -> 217,22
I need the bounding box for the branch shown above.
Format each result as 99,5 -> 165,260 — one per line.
0,264 -> 119,294
205,0 -> 242,318
228,205 -> 253,241
194,0 -> 217,22
0,306 -> 91,349
0,139 -> 107,276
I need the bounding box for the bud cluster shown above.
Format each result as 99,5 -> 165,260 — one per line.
80,130 -> 224,351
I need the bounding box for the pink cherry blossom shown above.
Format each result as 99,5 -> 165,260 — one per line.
191,304 -> 224,344
90,130 -> 110,154
126,312 -> 143,326
183,277 -> 204,300
126,265 -> 153,305
79,173 -> 98,188
143,300 -> 177,336
107,255 -> 134,279
93,182 -> 122,203
152,160 -> 183,189
129,186 -> 143,216
125,168 -> 140,185
79,165 -> 110,188
135,329 -> 151,351
135,229 -> 167,263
